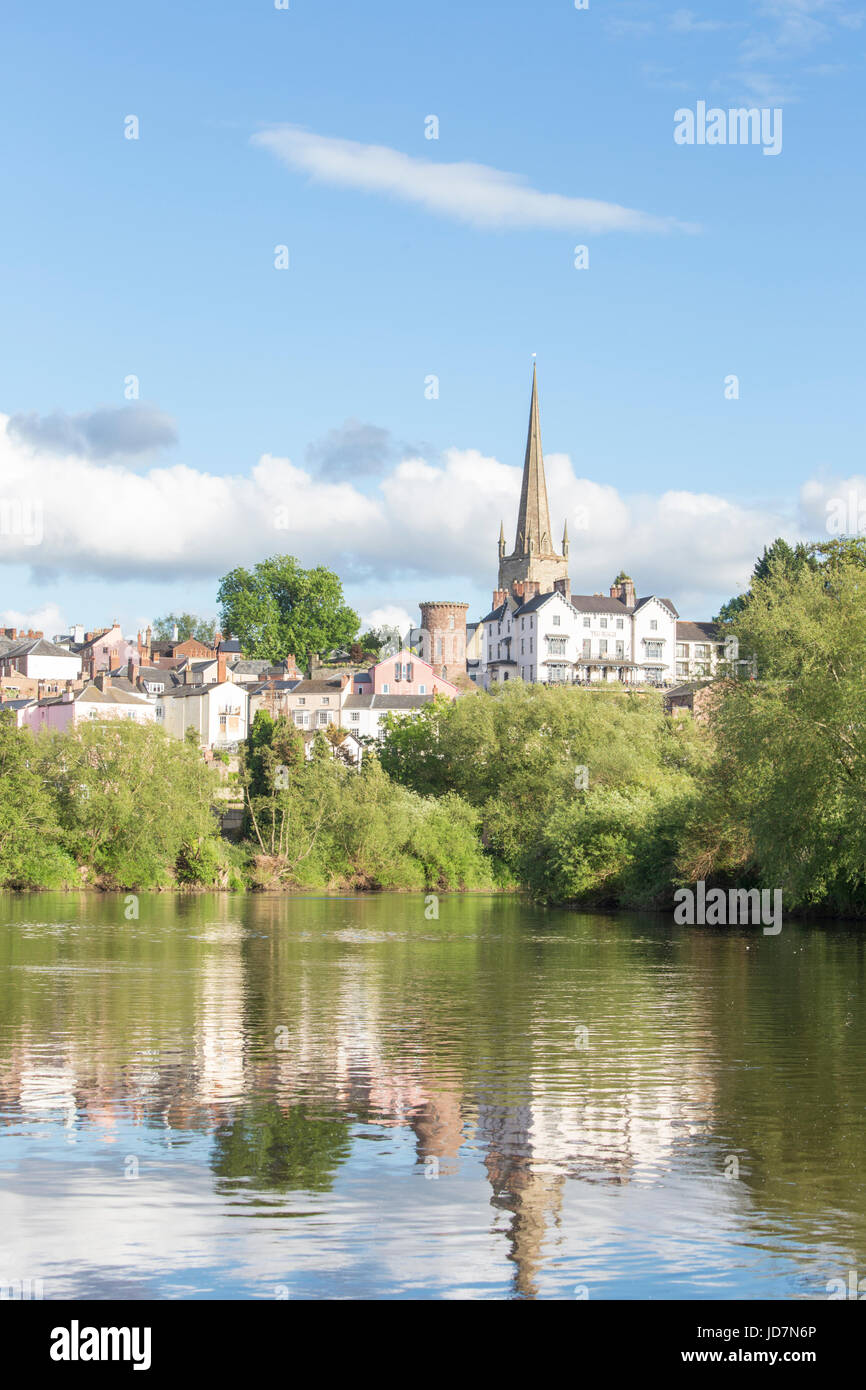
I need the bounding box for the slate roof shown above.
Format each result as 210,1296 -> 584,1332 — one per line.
2,637 -> 81,660
343,694 -> 435,711
160,681 -> 242,701
634,595 -> 679,618
676,621 -> 719,642
288,677 -> 348,695
570,595 -> 631,615
480,603 -> 509,623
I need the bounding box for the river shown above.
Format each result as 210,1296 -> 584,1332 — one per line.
1,892 -> 864,1300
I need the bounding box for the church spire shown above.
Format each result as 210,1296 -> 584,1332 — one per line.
514,362 -> 553,556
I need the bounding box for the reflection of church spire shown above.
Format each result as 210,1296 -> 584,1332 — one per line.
481,1102 -> 564,1299
514,363 -> 553,557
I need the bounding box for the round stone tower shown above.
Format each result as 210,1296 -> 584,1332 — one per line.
418,601 -> 469,683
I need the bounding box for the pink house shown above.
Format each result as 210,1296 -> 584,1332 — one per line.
352,648 -> 459,698
23,676 -> 155,734
76,623 -> 139,678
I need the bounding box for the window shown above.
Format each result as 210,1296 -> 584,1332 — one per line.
406,663 -> 413,680
449,614 -> 454,629
616,641 -> 624,657
583,617 -> 590,628
650,619 -> 658,631
646,641 -> 663,659
676,643 -> 688,658
599,639 -> 608,655
695,644 -> 710,659
520,639 -> 525,653
382,683 -> 390,694
582,639 -> 591,657
317,711 -> 329,726
297,697 -> 305,706
676,661 -> 688,677
553,614 -> 560,627
419,684 -> 426,694
529,638 -> 533,653
616,619 -> 623,630
322,696 -> 330,704
548,637 -> 568,655
600,618 -> 607,629
294,711 -> 309,728
350,711 -> 360,722
488,647 -> 492,660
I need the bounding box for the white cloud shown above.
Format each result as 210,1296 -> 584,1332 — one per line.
359,605 -> 414,636
0,600 -> 66,637
252,126 -> 694,235
0,410 -> 803,620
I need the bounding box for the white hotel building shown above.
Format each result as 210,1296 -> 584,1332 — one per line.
476,368 -> 723,689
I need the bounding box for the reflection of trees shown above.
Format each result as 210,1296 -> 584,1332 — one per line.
211,1103 -> 351,1194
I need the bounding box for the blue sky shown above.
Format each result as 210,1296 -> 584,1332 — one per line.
1,0 -> 864,637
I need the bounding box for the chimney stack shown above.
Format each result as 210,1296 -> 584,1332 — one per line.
217,652 -> 227,684
127,657 -> 135,683
492,588 -> 508,609
554,577 -> 572,602
95,671 -> 110,692
37,679 -> 45,701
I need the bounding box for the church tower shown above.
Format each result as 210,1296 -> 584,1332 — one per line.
497,364 -> 570,600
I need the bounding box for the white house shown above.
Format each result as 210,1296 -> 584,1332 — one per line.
0,636 -> 82,682
477,578 -> 682,687
157,674 -> 247,749
341,692 -> 436,742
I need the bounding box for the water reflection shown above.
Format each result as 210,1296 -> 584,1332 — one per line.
1,892 -> 865,1299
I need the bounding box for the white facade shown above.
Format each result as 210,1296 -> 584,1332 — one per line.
478,588 -> 681,688
342,694 -> 435,742
157,678 -> 248,749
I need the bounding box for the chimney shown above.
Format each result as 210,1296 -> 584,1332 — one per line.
63,680 -> 74,703
37,679 -> 45,701
217,652 -> 227,684
127,657 -> 135,682
183,665 -> 191,685
171,623 -> 179,643
95,671 -> 110,692
554,577 -> 572,602
492,588 -> 508,609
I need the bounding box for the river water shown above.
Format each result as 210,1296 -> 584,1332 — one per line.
1,892 -> 864,1300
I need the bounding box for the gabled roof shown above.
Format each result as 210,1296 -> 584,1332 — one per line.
480,603 -> 508,623
634,595 -> 679,618
2,637 -> 81,660
513,589 -> 567,616
75,684 -> 150,706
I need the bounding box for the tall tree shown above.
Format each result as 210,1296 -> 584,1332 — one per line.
217,555 -> 359,666
715,538 -> 816,623
152,612 -> 216,645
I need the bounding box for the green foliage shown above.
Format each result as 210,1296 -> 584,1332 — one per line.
152,612 -> 216,645
0,714 -> 77,888
217,555 -> 359,666
715,537 -> 817,624
379,683 -> 707,905
238,713 -> 498,891
0,720 -> 224,890
685,550 -> 866,912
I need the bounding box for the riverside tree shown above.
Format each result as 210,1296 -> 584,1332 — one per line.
217,555 -> 359,667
